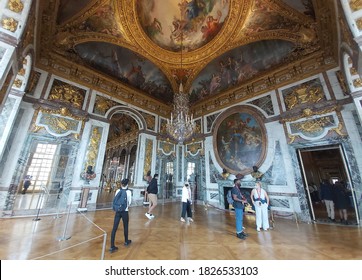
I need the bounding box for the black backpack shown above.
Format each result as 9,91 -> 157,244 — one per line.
112,189 -> 128,212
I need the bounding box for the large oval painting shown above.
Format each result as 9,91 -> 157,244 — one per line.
213,106 -> 267,175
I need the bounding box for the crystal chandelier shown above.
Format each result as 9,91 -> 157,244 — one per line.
166,82 -> 196,144
166,32 -> 196,144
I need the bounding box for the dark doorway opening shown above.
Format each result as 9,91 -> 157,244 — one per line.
298,145 -> 359,225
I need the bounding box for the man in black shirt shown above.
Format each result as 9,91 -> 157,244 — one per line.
145,173 -> 159,219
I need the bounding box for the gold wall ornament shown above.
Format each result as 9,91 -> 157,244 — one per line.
292,117 -> 330,134
288,133 -> 297,144
336,70 -> 350,95
284,83 -> 324,110
39,107 -> 86,121
350,67 -> 358,75
34,107 -> 85,137
8,0 -> 24,13
186,142 -> 203,156
356,18 -> 362,30
84,127 -> 102,172
143,139 -> 153,177
159,141 -> 175,155
1,17 -> 18,32
18,68 -> 25,76
48,82 -> 85,109
353,78 -> 362,88
13,78 -> 22,88
288,115 -> 339,140
350,0 -> 362,12
330,122 -> 346,136
281,105 -> 339,123
302,108 -> 313,118
93,95 -> 117,115
41,114 -> 79,134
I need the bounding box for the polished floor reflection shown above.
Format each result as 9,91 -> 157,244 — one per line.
1,202 -> 361,260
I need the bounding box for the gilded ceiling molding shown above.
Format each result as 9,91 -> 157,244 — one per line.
117,0 -> 247,91
192,52 -> 337,117
37,53 -> 171,117
313,0 -> 338,58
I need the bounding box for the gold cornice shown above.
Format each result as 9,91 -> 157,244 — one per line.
36,53 -> 171,117
192,51 -> 337,117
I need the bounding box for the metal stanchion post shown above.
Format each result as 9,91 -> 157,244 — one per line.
54,192 -> 63,219
101,232 -> 107,260
57,202 -> 73,241
33,186 -> 47,221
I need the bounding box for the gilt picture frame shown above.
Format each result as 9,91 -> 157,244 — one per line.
213,105 -> 267,175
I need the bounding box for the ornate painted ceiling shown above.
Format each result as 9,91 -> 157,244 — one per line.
36,0 -> 338,117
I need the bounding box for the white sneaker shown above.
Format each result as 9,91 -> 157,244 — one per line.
145,213 -> 151,219
150,214 -> 155,219
188,218 -> 194,222
180,217 -> 186,222
256,228 -> 260,232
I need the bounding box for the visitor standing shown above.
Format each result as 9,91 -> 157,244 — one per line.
180,183 -> 194,222
250,181 -> 270,231
109,178 -> 132,253
145,173 -> 158,219
231,178 -> 248,239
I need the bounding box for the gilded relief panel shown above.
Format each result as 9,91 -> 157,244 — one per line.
281,78 -> 325,111
92,95 -> 119,115
48,79 -> 86,109
285,112 -> 346,144
33,108 -> 85,138
143,138 -> 153,176
83,126 -> 102,172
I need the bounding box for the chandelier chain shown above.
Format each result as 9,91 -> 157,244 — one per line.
166,16 -> 196,144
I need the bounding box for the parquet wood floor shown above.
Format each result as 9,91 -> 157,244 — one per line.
1,202 -> 361,260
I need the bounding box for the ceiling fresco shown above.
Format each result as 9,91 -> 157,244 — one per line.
74,42 -> 174,103
189,39 -> 296,103
137,0 -> 229,52
36,0 -> 338,114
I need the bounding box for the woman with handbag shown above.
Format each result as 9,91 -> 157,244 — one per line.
251,181 -> 270,231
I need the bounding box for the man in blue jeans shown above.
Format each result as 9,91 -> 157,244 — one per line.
231,178 -> 249,239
